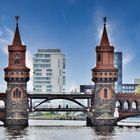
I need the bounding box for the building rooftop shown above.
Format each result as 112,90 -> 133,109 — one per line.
38,49 -> 61,53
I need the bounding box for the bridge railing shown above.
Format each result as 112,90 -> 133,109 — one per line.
28,92 -> 89,95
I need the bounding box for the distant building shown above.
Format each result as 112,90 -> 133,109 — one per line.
134,79 -> 140,84
114,52 -> 122,92
80,85 -> 94,94
122,84 -> 138,93
33,49 -> 66,94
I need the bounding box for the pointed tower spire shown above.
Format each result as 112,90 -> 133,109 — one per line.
12,16 -> 22,46
100,17 -> 110,46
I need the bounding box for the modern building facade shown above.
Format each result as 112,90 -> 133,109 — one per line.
122,84 -> 138,93
33,49 -> 65,94
114,52 -> 122,92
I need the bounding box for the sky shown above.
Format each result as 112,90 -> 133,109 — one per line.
0,0 -> 140,92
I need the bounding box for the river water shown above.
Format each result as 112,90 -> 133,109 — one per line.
0,119 -> 140,140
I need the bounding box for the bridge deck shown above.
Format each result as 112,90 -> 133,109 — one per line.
28,94 -> 92,99
33,108 -> 88,112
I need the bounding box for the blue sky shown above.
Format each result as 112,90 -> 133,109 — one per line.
0,0 -> 140,91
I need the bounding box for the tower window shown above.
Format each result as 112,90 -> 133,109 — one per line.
98,54 -> 101,61
15,53 -> 20,64
13,88 -> 21,98
100,72 -> 103,75
104,88 -> 108,98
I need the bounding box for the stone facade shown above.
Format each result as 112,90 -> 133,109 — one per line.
91,18 -> 118,126
4,17 -> 30,126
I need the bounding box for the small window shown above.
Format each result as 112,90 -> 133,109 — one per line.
15,53 -> 20,64
104,88 -> 108,98
100,73 -> 103,75
98,54 -> 101,61
13,88 -> 21,98
58,60 -> 60,68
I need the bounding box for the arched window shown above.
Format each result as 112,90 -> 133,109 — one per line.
123,101 -> 129,110
13,88 -> 21,98
104,88 -> 107,98
15,53 -> 20,64
115,101 -> 121,108
98,54 -> 101,61
13,91 -> 16,98
132,101 -> 137,111
0,100 -> 5,109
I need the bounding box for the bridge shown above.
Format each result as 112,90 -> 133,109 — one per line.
0,92 -> 140,125
28,93 -> 92,109
116,93 -> 140,121
1,17 -> 140,126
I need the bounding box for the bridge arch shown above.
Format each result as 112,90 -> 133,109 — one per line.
0,100 -> 5,109
115,100 -> 122,110
123,101 -> 130,111
131,100 -> 138,111
34,97 -> 87,109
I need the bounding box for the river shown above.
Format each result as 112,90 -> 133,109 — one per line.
0,119 -> 140,140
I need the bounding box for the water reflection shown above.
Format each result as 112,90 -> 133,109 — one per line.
6,126 -> 27,139
2,120 -> 140,140
94,126 -> 114,136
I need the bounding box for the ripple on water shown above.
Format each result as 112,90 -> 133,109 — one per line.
0,120 -> 140,140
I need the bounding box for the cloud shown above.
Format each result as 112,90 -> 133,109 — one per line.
123,53 -> 133,65
26,51 -> 33,92
0,25 -> 13,54
66,83 -> 80,92
0,23 -> 13,92
0,23 -> 33,92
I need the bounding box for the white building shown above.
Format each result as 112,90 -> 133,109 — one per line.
33,49 -> 65,94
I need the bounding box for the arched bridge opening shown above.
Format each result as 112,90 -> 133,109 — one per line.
115,100 -> 139,112
0,98 -> 6,125
28,97 -> 92,121
28,93 -> 92,121
29,97 -> 90,112
115,98 -> 140,123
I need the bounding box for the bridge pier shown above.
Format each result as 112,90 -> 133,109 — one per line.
91,118 -> 117,126
86,116 -> 93,126
5,118 -> 28,126
86,113 -> 117,126
5,89 -> 29,126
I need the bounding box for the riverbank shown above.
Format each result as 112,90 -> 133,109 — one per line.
29,112 -> 85,120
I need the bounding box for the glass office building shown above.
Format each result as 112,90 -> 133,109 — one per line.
114,52 -> 122,92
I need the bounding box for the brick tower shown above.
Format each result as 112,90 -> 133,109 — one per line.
4,17 -> 30,126
91,17 -> 118,125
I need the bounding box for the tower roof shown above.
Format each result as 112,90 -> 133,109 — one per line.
100,17 -> 110,46
12,16 -> 22,46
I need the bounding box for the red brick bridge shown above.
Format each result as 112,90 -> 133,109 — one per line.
116,93 -> 140,121
0,92 -> 140,124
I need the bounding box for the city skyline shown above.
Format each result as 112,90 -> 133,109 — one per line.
0,0 -> 140,92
